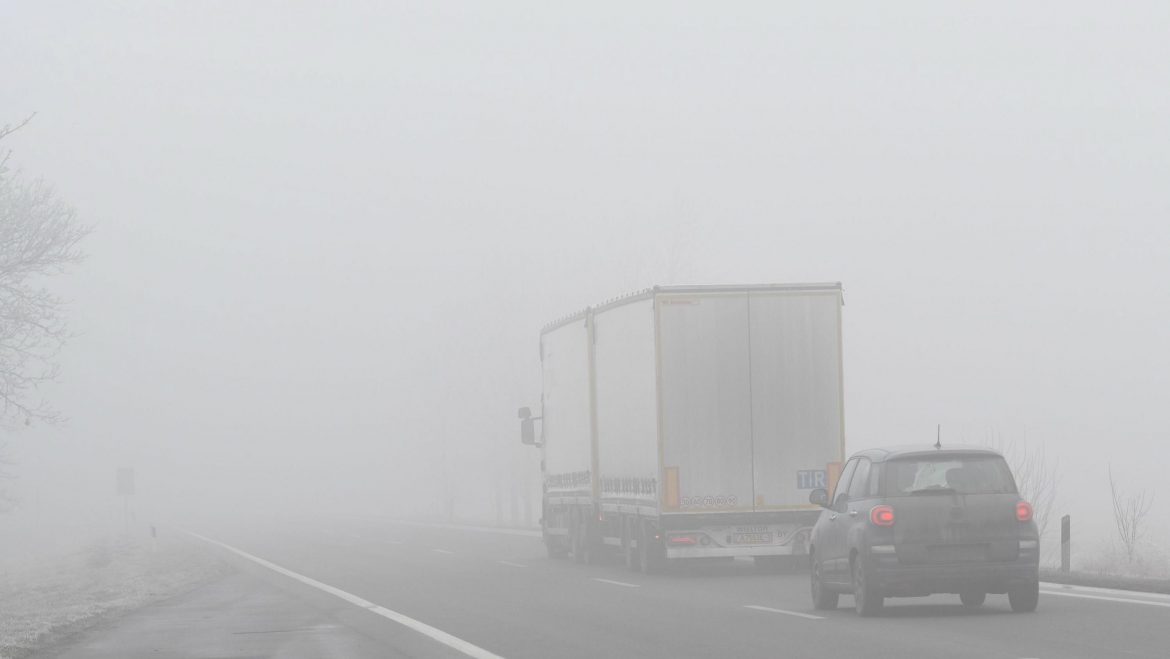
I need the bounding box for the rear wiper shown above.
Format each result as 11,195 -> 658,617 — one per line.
909,487 -> 957,495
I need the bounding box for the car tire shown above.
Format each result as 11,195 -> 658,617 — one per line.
1008,579 -> 1040,613
810,556 -> 839,610
959,590 -> 986,607
852,558 -> 883,617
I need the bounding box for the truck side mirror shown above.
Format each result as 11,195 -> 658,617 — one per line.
518,406 -> 532,419
520,417 -> 537,446
808,488 -> 829,508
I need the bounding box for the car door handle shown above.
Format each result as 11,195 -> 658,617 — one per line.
848,510 -> 859,517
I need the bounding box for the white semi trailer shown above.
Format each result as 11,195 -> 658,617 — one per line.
519,283 -> 846,572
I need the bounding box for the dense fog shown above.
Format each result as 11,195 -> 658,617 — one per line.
3,1 -> 1169,571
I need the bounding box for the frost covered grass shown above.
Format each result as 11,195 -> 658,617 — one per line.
0,534 -> 230,659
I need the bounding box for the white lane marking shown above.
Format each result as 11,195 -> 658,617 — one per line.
743,605 -> 825,620
1041,581 -> 1170,603
432,548 -> 455,555
182,531 -> 503,659
1041,589 -> 1170,608
498,560 -> 527,568
591,578 -> 640,588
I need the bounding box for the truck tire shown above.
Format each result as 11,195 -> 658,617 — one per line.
545,535 -> 569,559
639,524 -> 663,574
571,517 -> 586,564
624,519 -> 641,571
1008,579 -> 1039,613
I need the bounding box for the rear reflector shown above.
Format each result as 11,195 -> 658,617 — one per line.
668,535 -> 697,545
870,505 -> 895,527
1016,501 -> 1033,522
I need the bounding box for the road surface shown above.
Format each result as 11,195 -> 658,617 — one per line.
51,516 -> 1170,658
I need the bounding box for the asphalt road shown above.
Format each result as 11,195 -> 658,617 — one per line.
136,517 -> 1170,658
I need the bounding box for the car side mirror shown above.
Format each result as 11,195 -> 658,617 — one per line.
809,488 -> 829,508
520,417 -> 537,446
518,406 -> 532,419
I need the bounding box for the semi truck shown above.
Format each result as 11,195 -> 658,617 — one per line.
518,283 -> 846,572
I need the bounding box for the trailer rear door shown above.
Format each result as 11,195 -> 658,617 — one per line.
748,290 -> 844,510
657,292 -> 755,512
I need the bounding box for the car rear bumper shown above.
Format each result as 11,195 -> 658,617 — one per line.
867,558 -> 1038,596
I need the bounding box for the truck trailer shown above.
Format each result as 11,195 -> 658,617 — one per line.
518,283 -> 846,572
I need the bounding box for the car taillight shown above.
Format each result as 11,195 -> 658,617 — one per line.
1016,501 -> 1033,522
870,505 -> 895,527
668,535 -> 697,545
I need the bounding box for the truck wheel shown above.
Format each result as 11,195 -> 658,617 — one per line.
571,519 -> 586,564
852,558 -> 883,617
959,590 -> 986,607
810,556 -> 838,610
1008,579 -> 1039,613
624,520 -> 641,571
545,536 -> 569,559
639,524 -> 663,574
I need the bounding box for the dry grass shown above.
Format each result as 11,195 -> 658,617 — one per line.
0,536 -> 231,659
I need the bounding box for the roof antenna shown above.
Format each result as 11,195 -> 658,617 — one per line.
935,424 -> 942,449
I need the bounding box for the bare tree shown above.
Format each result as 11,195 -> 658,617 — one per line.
977,428 -> 1059,537
1108,464 -> 1153,565
0,116 -> 89,512
0,116 -> 89,426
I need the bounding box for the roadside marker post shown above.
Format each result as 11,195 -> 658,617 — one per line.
1061,514 -> 1071,573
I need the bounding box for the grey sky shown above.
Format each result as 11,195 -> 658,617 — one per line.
2,2 -> 1168,545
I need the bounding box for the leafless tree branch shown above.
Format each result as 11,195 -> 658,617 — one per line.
1108,464 -> 1153,564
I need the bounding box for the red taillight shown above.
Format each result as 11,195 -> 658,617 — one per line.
668,535 -> 697,545
1016,501 -> 1033,522
870,505 -> 895,527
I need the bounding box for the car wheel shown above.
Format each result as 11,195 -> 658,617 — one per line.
959,590 -> 986,607
852,558 -> 883,617
1008,579 -> 1039,613
810,556 -> 839,610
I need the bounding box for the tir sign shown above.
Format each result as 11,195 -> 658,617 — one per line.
797,470 -> 828,490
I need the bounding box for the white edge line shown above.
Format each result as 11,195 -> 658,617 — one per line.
1041,581 -> 1170,602
1040,589 -> 1170,608
182,531 -> 504,659
743,605 -> 825,620
432,548 -> 455,555
498,561 -> 527,568
591,577 -> 640,588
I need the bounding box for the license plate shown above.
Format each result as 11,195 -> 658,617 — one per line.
731,532 -> 773,545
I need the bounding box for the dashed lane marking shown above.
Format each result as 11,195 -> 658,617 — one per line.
743,605 -> 825,620
432,548 -> 456,555
183,531 -> 504,659
591,578 -> 641,588
498,561 -> 527,568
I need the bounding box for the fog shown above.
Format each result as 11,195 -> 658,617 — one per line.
3,0 -> 1169,568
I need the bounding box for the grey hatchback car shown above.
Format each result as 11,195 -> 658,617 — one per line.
808,446 -> 1040,616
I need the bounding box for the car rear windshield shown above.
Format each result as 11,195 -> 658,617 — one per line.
884,455 -> 1017,496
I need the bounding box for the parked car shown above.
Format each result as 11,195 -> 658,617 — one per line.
808,445 -> 1040,616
